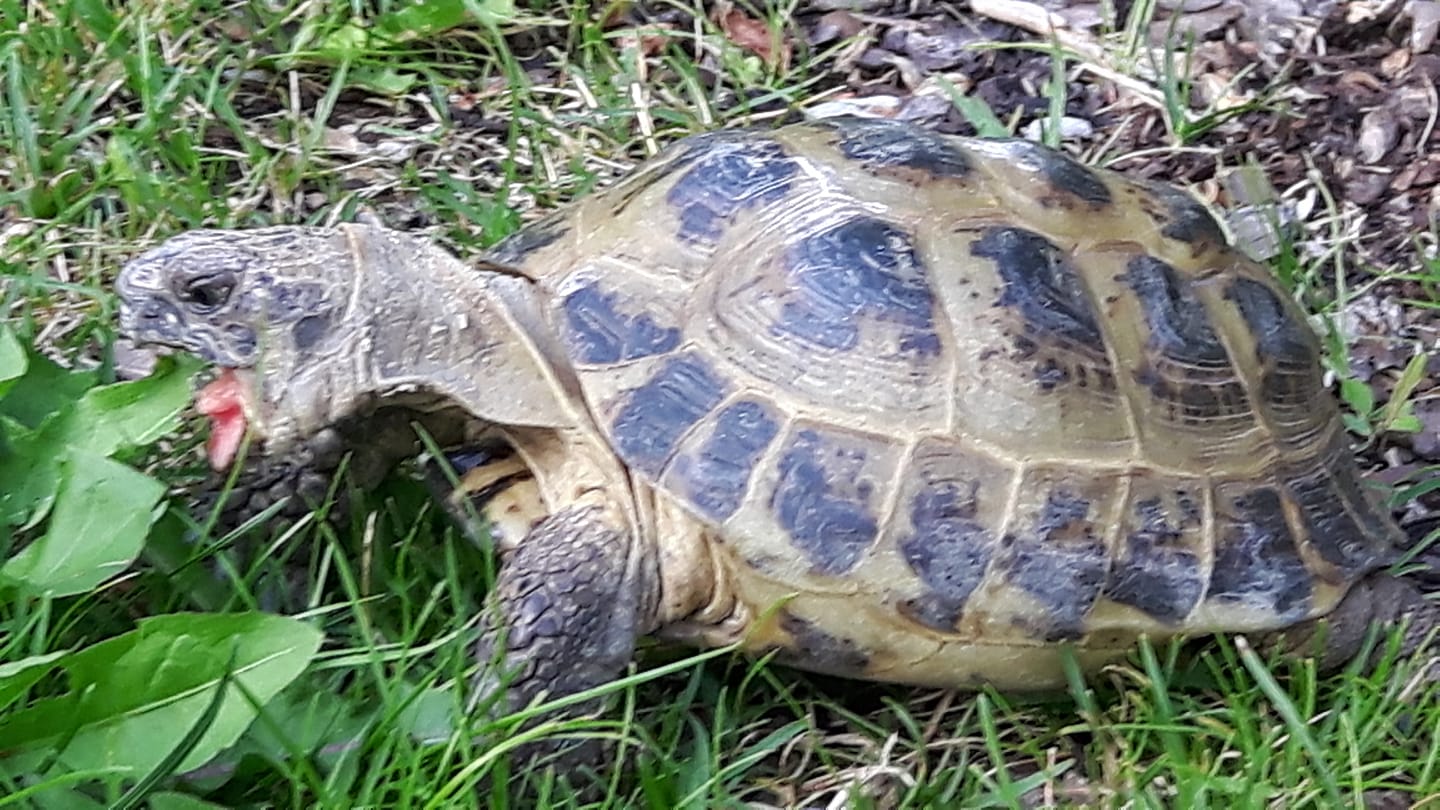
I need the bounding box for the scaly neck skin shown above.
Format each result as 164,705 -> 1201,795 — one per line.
343,224 -> 584,433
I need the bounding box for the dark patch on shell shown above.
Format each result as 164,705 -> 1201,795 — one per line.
1119,256 -> 1229,367
561,282 -> 681,365
664,136 -> 799,246
772,610 -> 870,675
1141,181 -> 1227,251
820,115 -> 973,180
999,489 -> 1108,641
898,477 -> 993,633
1103,494 -> 1204,623
1284,455 -> 1394,575
972,227 -> 1105,364
998,138 -> 1113,208
771,426 -> 889,576
485,212 -> 568,267
609,353 -> 729,477
668,398 -> 781,522
1120,256 -> 1254,423
773,215 -> 941,358
1225,278 -> 1318,413
1209,486 -> 1313,620
1225,278 -> 1314,368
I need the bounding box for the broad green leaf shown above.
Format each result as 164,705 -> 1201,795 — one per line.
0,324 -> 25,399
54,354 -> 200,458
0,416 -> 61,528
399,684 -> 458,743
1340,376 -> 1374,416
0,613 -> 324,780
1,452 -> 165,595
194,686 -> 373,795
0,650 -> 69,712
0,349 -> 95,430
317,0 -> 514,57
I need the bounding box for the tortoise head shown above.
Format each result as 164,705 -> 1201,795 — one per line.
118,223 -> 576,468
117,225 -> 371,462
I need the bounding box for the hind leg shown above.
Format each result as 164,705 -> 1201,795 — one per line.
1272,574 -> 1438,674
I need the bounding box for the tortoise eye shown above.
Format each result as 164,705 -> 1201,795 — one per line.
177,271 -> 237,312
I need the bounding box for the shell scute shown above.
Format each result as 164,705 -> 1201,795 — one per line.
1208,484 -> 1314,622
891,438 -> 1013,633
560,281 -> 682,364
1101,482 -> 1207,624
1283,439 -> 1396,576
662,397 -> 782,522
774,215 -> 941,358
974,226 -> 1104,350
608,352 -> 729,476
770,423 -> 902,576
987,138 -> 1114,209
989,471 -> 1124,641
818,115 -> 974,180
663,136 -> 799,247
1140,180 -> 1229,253
772,610 -> 871,676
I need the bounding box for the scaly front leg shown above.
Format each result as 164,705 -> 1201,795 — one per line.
470,499 -> 657,773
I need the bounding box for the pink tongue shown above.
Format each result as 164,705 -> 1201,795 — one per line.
196,369 -> 248,471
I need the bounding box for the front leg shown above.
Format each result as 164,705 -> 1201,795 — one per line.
470,500 -> 656,770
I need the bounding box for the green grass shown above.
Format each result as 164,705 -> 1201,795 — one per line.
2,1 -> 1438,807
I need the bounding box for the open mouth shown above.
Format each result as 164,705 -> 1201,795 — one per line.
196,368 -> 258,471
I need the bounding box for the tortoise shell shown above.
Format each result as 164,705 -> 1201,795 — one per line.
487,116 -> 1401,686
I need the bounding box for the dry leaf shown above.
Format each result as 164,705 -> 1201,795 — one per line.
714,3 -> 791,69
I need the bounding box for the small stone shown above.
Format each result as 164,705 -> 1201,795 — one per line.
1357,107 -> 1400,163
1413,1 -> 1440,51
810,10 -> 864,45
1021,116 -> 1096,142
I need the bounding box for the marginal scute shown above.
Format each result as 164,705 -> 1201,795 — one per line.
1208,485 -> 1313,620
485,211 -> 569,268
1283,443 -> 1395,575
770,424 -> 899,576
610,352 -> 730,477
665,398 -> 782,521
997,484 -> 1111,641
1102,486 -> 1206,623
893,439 -> 1009,633
774,215 -> 940,358
1225,277 -> 1317,374
665,137 -> 799,246
820,115 -> 973,179
561,282 -> 681,364
773,610 -> 870,675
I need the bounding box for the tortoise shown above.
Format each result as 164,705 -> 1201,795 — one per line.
116,115 -> 1435,752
